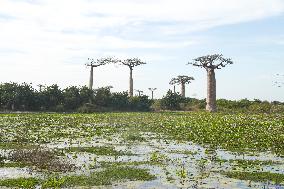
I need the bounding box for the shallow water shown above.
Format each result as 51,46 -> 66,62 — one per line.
1,131 -> 284,188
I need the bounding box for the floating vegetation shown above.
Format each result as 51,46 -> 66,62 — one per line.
0,167 -> 155,188
221,171 -> 284,184
0,112 -> 283,188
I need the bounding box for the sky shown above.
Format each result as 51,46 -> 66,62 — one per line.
0,0 -> 284,101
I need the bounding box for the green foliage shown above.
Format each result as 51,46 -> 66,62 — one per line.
0,178 -> 39,189
160,90 -> 184,110
42,176 -> 66,189
0,82 -> 36,111
93,87 -> 112,107
63,86 -> 81,110
40,84 -> 64,111
222,171 -> 284,184
111,91 -> 129,110
64,166 -> 155,187
129,95 -> 153,111
0,82 -> 283,113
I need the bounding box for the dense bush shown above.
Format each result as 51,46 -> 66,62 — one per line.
160,90 -> 184,110
0,83 -> 153,112
129,96 -> 152,111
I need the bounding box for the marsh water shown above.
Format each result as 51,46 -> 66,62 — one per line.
1,130 -> 284,189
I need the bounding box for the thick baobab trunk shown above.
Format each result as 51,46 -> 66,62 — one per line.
129,68 -> 133,97
206,69 -> 217,112
181,83 -> 185,97
89,66 -> 94,90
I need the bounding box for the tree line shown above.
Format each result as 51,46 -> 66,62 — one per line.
0,82 -> 283,113
0,83 -> 152,112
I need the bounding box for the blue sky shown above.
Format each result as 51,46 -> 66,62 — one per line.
0,0 -> 283,101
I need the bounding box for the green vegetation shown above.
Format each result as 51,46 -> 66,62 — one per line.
0,167 -> 155,188
0,83 -> 153,112
222,171 -> 284,184
0,112 -> 283,188
0,178 -> 40,189
64,166 -> 155,187
1,82 -> 283,113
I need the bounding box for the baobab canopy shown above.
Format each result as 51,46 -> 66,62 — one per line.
169,75 -> 195,85
121,58 -> 146,70
169,75 -> 194,98
189,54 -> 233,70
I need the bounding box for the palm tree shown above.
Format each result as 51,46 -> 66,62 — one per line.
169,75 -> 194,97
188,54 -> 233,112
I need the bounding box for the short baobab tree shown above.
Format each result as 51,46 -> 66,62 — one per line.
86,57 -> 118,90
135,89 -> 143,96
148,88 -> 157,99
189,54 -> 233,112
122,58 -> 146,97
169,75 -> 194,98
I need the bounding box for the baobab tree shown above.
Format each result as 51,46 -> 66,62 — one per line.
135,89 -> 143,96
86,57 -> 118,90
189,54 -> 233,112
169,75 -> 194,97
122,58 -> 146,97
148,88 -> 157,99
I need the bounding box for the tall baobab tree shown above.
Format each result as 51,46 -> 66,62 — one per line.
86,57 -> 118,90
122,58 -> 146,97
189,54 -> 233,112
169,75 -> 194,97
148,88 -> 157,99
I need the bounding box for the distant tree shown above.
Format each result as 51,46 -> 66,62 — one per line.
79,86 -> 94,104
129,95 -> 152,111
0,82 -> 36,111
121,58 -> 146,97
93,87 -> 112,107
160,90 -> 184,110
169,75 -> 194,98
135,89 -> 143,96
41,84 -> 64,111
148,88 -> 157,100
63,86 -> 81,110
189,54 -> 233,112
111,91 -> 129,110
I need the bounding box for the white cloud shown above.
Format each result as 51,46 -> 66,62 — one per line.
0,0 -> 284,100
